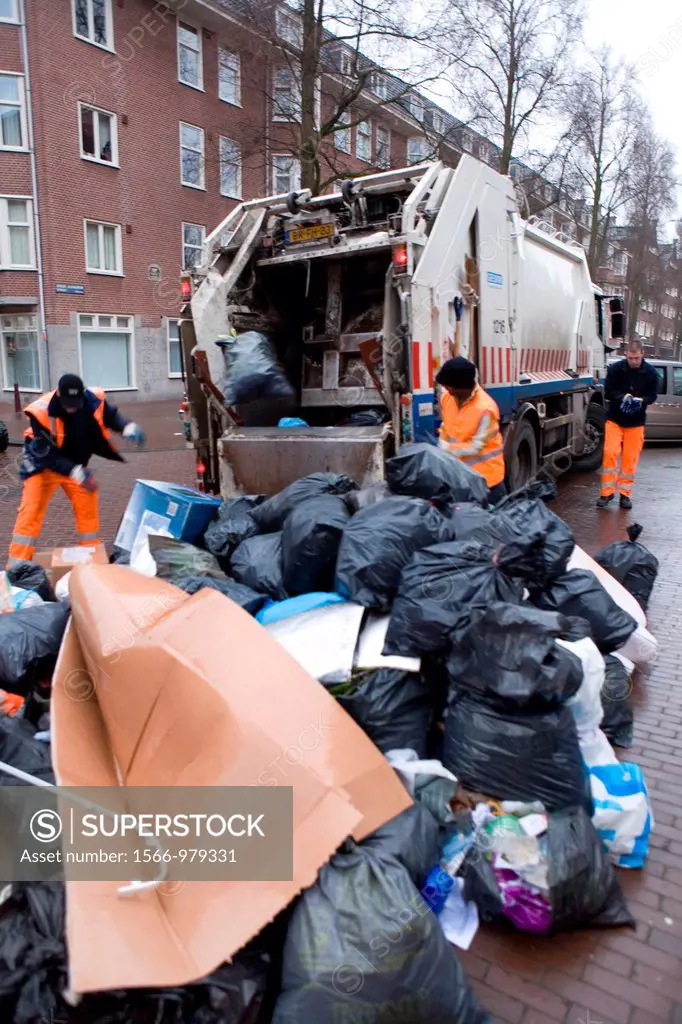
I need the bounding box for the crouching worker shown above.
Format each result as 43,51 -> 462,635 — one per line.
436,356 -> 507,506
8,374 -> 146,566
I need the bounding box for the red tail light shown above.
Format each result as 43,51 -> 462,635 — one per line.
180,276 -> 192,301
392,244 -> 408,270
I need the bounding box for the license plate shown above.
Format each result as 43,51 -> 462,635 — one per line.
285,223 -> 335,245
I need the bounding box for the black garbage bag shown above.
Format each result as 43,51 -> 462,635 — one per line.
347,409 -> 389,425
462,806 -> 634,934
385,442 -> 490,506
446,603 -> 586,710
447,501 -> 495,540
282,495 -> 351,595
328,668 -> 433,758
443,692 -> 591,813
344,481 -> 393,512
601,655 -> 634,748
496,497 -> 574,584
595,523 -> 659,611
361,804 -> 441,889
7,561 -> 54,602
529,569 -> 638,653
204,494 -> 265,562
272,845 -> 491,1024
148,536 -> 224,580
230,532 -> 287,600
0,716 -> 54,784
335,497 -> 453,611
383,540 -> 524,658
0,604 -> 69,697
108,545 -> 130,566
172,574 -> 268,615
252,472 -> 356,533
217,331 -> 295,406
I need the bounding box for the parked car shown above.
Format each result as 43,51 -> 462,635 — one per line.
646,360 -> 682,440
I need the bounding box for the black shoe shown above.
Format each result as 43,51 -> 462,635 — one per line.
596,494 -> 614,508
619,495 -> 633,510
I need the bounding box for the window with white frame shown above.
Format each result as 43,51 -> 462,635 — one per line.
478,141 -> 489,162
426,108 -> 445,134
1,314 -> 40,391
219,137 -> 242,199
376,125 -> 390,169
0,197 -> 34,268
407,94 -> 424,121
369,72 -> 388,100
407,137 -> 429,165
460,131 -> 472,153
273,154 -> 301,194
0,74 -> 27,150
84,219 -> 122,275
218,48 -> 241,105
182,223 -> 205,270
273,66 -> 301,121
167,318 -> 182,377
180,122 -> 205,188
334,109 -> 351,153
0,0 -> 18,23
356,120 -> 371,162
509,164 -> 520,180
276,6 -> 303,48
544,184 -> 553,201
73,0 -> 113,50
177,22 -> 203,90
334,48 -> 353,76
79,103 -> 118,165
78,313 -> 134,389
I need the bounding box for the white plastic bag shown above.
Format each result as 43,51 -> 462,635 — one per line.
55,573 -> 71,604
10,585 -> 44,611
557,637 -> 604,737
617,624 -> 658,668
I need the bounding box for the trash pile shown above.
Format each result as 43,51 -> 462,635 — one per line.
0,451 -> 661,1023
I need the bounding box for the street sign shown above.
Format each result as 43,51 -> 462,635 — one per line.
55,284 -> 85,295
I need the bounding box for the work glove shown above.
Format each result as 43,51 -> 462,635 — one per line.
123,422 -> 146,448
620,394 -> 642,415
70,465 -> 98,493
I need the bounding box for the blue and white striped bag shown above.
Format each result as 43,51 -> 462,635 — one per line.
588,761 -> 653,869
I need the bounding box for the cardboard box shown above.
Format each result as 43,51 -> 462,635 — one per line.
114,480 -> 222,553
51,564 -> 411,993
34,543 -> 108,586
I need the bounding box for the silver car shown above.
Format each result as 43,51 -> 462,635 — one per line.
646,360 -> 682,440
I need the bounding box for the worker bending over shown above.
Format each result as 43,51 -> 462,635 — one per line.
437,356 -> 507,506
598,339 -> 658,510
8,374 -> 145,565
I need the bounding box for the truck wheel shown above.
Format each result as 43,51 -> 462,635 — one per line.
0,421 -> 8,453
570,403 -> 605,473
505,419 -> 538,492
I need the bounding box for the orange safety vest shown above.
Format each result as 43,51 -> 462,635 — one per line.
439,384 -> 505,487
24,387 -> 112,447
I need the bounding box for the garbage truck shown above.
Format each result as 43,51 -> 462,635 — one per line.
179,157 -> 625,497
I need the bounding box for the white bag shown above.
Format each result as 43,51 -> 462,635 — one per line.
557,637 -> 604,737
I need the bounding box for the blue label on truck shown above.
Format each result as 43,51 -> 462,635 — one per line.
487,272 -> 504,289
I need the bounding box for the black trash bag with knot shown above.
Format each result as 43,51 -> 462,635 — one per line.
494,496 -> 575,585
217,332 -> 295,406
446,603 -> 587,711
0,603 -> 70,698
529,569 -> 638,654
230,532 -> 287,601
282,494 -> 351,595
383,540 -> 524,658
272,844 -> 492,1024
595,523 -> 659,611
462,806 -> 634,934
327,668 -> 434,758
172,574 -> 268,615
147,536 -> 224,581
443,691 -> 592,813
204,494 -> 265,563
251,472 -> 356,533
335,497 -> 454,612
385,442 -> 490,506
0,882 -> 68,1024
361,804 -> 442,889
7,561 -> 54,602
601,654 -> 635,749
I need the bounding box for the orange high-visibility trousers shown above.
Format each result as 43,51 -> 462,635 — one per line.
600,421 -> 645,499
8,470 -> 100,564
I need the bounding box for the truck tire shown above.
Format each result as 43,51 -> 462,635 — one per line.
505,418 -> 538,492
570,403 -> 605,474
0,421 -> 8,454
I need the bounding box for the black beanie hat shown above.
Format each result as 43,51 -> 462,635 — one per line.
58,373 -> 85,410
436,356 -> 477,389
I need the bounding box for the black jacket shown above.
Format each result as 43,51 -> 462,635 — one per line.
21,390 -> 128,480
604,358 -> 659,428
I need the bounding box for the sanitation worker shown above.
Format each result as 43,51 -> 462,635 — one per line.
436,356 -> 507,505
7,374 -> 146,566
597,339 -> 658,510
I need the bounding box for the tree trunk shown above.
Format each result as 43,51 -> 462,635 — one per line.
300,0 -> 321,193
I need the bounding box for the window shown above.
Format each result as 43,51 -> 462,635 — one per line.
1,314 -> 40,391
276,6 -> 303,48
407,94 -> 424,121
509,164 -> 520,181
78,103 -> 117,165
369,72 -> 388,100
356,120 -> 371,162
613,252 -> 627,277
654,365 -> 667,392
219,137 -> 242,199
167,319 -> 182,378
73,0 -> 113,50
273,66 -> 301,121
177,22 -> 203,90
0,197 -> 34,268
376,125 -> 390,169
84,219 -> 122,275
273,154 -> 301,193
0,0 -> 17,23
334,109 -> 351,153
180,122 -> 205,188
544,184 -> 553,201
0,74 -> 26,150
407,137 -> 429,165
460,131 -> 472,153
78,313 -> 134,389
218,48 -> 241,105
182,223 -> 205,270
335,49 -> 353,76
478,141 -> 490,162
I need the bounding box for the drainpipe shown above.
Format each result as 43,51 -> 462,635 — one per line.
18,0 -> 49,388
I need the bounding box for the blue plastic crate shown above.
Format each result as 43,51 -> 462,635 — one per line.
115,480 -> 222,552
